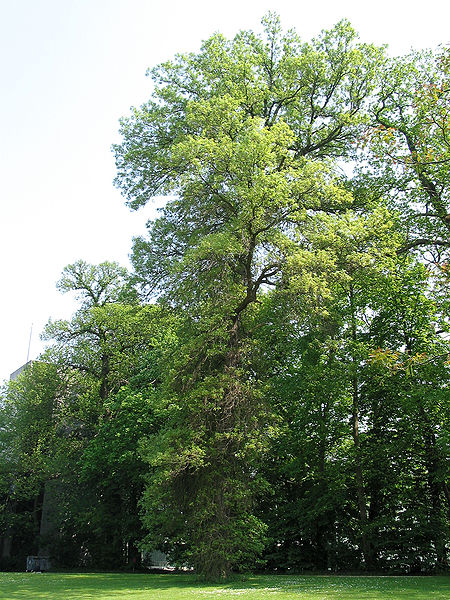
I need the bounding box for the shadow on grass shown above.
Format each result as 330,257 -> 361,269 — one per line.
0,573 -> 206,600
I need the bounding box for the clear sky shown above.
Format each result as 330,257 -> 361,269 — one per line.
1,0 -> 449,383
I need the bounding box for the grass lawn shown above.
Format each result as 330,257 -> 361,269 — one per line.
0,573 -> 448,600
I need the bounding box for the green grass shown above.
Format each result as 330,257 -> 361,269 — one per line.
0,573 -> 448,600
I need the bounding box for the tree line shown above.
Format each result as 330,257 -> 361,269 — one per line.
1,14 -> 449,578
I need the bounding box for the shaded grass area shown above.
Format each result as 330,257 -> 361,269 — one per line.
0,573 -> 449,600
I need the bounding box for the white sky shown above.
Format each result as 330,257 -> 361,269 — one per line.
1,0 -> 449,383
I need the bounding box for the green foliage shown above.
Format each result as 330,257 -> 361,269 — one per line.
56,260 -> 137,308
367,47 -> 450,260
112,15 -> 391,577
2,14 -> 449,579
0,363 -> 68,565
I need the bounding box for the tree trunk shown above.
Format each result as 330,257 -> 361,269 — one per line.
349,285 -> 374,569
417,399 -> 448,569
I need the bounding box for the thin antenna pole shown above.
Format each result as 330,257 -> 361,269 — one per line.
26,323 -> 33,363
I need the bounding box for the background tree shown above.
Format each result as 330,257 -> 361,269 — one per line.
40,260 -> 173,568
0,363 -> 66,569
367,47 -> 450,262
0,259 -> 175,569
255,233 -> 449,572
